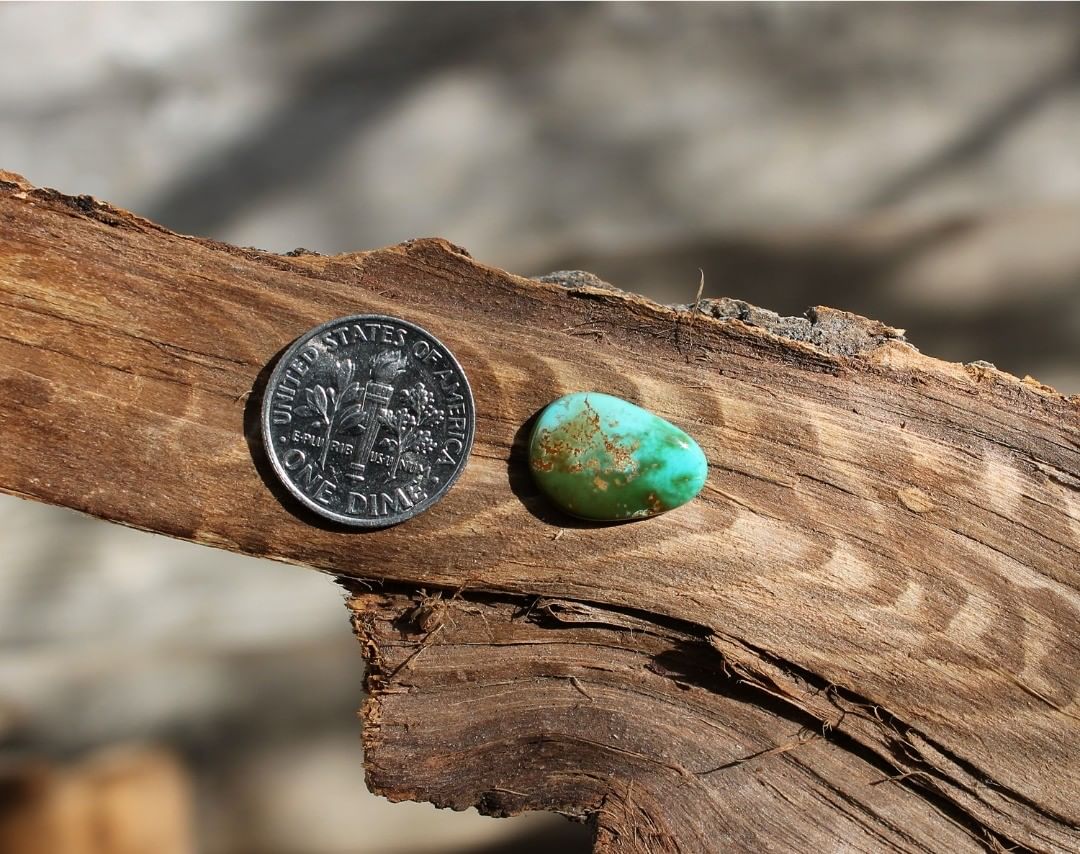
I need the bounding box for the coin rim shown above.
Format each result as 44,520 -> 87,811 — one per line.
261,314 -> 476,528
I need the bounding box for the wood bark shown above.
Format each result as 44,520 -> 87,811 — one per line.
0,171 -> 1077,852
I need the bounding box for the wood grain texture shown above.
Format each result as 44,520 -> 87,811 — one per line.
0,171 -> 1078,852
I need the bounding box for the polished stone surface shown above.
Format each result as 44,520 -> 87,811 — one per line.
528,392 -> 708,521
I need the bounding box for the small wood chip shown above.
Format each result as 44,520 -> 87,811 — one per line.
897,486 -> 935,513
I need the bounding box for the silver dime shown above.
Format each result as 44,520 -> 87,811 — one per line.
262,314 -> 475,527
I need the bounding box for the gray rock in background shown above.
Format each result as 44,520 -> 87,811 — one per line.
2,4 -> 1078,852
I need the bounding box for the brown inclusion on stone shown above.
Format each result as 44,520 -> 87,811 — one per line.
528,392 -> 707,522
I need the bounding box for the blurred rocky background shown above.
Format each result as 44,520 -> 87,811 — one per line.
1,3 -> 1078,852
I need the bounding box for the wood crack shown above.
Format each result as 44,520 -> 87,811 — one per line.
354,582 -> 1066,851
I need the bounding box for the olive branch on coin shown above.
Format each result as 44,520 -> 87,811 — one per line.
294,351 -> 409,471
292,357 -> 361,469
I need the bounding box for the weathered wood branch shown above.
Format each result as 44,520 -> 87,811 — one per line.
1,171 -> 1077,852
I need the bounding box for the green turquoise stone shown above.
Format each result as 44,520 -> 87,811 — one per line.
528,392 -> 708,521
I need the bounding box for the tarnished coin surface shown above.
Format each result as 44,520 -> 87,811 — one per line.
262,315 -> 475,527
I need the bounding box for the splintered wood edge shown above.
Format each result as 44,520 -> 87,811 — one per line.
1,173 -> 1078,853
344,586 -> 1011,853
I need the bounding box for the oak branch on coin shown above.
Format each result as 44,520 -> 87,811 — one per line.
0,172 -> 1078,853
